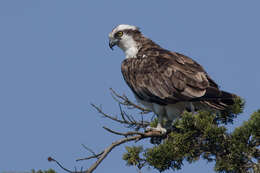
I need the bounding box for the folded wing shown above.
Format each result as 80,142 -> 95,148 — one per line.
121,49 -> 234,109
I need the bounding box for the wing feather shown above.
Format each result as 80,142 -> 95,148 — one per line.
121,50 -> 211,105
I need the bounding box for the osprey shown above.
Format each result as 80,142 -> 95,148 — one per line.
109,24 -> 236,133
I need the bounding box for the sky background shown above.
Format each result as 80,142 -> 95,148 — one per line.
0,0 -> 259,173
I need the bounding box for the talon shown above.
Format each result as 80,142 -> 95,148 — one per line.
145,126 -> 167,134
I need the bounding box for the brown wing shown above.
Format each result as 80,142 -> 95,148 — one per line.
121,49 -> 214,105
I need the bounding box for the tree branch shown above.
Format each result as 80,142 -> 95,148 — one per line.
48,157 -> 78,173
85,130 -> 163,173
49,130 -> 164,173
91,103 -> 150,129
48,89 -> 163,172
110,88 -> 151,114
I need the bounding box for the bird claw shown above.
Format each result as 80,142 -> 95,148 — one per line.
145,126 -> 167,134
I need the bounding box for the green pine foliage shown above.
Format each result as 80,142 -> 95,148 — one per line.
31,169 -> 56,173
122,146 -> 145,169
123,97 -> 260,172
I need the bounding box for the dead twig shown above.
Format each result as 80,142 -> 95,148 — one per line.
48,157 -> 79,173
76,151 -> 104,162
91,103 -> 150,129
110,88 -> 151,114
103,126 -> 148,137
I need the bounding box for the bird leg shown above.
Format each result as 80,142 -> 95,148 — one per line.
189,102 -> 195,114
185,102 -> 196,115
146,115 -> 167,134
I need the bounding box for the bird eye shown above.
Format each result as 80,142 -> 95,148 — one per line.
115,31 -> 123,38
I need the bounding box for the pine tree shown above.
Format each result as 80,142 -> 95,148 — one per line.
122,98 -> 260,173
49,90 -> 259,173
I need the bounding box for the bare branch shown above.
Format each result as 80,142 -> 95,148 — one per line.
91,103 -> 125,124
91,103 -> 150,129
76,144 -> 104,161
49,130 -> 164,173
48,157 -> 79,173
84,130 -> 163,173
76,151 -> 104,162
103,126 -> 147,137
81,144 -> 97,156
49,90 -> 163,173
110,88 -> 151,114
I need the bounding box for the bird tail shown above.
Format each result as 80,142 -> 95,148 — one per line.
200,87 -> 237,110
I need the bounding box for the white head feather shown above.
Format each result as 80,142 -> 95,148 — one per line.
109,24 -> 139,58
109,24 -> 138,36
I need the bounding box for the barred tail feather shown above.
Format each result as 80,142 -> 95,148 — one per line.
191,87 -> 237,110
202,90 -> 236,110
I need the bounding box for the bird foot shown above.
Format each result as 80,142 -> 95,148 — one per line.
145,126 -> 167,134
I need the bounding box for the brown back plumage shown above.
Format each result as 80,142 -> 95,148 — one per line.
121,31 -> 235,110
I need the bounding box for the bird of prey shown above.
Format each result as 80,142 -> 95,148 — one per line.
109,24 -> 236,133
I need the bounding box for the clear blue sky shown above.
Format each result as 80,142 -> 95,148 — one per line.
0,1 -> 259,173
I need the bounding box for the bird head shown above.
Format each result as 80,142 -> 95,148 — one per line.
109,24 -> 141,58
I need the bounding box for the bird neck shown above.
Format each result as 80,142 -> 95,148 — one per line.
118,35 -> 139,59
124,46 -> 139,59
120,35 -> 162,59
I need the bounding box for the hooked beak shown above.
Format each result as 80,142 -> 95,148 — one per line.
109,39 -> 119,50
